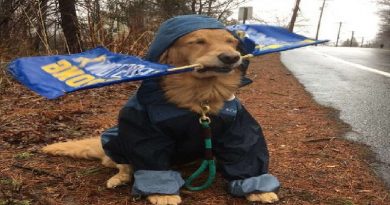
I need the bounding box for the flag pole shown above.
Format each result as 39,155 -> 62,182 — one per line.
167,54 -> 254,72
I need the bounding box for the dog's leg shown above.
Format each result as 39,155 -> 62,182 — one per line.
106,164 -> 133,188
246,192 -> 279,203
42,137 -> 105,159
147,195 -> 182,205
43,138 -> 133,188
101,155 -> 117,168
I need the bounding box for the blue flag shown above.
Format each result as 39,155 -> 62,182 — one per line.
8,25 -> 328,99
227,24 -> 328,55
8,47 -> 179,99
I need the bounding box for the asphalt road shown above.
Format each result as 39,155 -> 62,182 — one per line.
281,46 -> 390,186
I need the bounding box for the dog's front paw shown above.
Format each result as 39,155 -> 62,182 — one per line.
106,176 -> 125,188
246,192 -> 279,203
147,194 -> 181,205
106,172 -> 130,188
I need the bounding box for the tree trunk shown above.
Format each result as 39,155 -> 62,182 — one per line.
198,0 -> 203,14
207,0 -> 214,16
58,0 -> 83,53
191,0 -> 196,14
93,0 -> 100,24
130,1 -> 145,31
0,0 -> 22,39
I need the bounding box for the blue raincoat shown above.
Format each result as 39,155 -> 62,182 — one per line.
101,15 -> 280,196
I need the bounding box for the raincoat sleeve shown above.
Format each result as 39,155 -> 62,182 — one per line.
214,104 -> 280,196
102,97 -> 185,196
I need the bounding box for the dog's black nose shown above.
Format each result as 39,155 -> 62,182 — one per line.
218,53 -> 240,65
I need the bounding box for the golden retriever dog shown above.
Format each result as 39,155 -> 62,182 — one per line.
42,28 -> 279,205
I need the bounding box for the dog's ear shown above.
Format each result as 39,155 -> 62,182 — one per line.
158,49 -> 169,64
158,47 -> 185,66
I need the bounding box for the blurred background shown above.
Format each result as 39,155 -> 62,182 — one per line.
0,0 -> 388,60
0,0 -> 246,58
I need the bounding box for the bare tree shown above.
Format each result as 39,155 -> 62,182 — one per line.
341,37 -> 358,47
375,0 -> 390,48
0,0 -> 246,57
58,0 -> 83,53
156,0 -> 191,19
33,0 -> 49,51
187,0 -> 248,21
0,0 -> 26,38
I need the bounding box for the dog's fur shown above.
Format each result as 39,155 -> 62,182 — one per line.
42,29 -> 278,205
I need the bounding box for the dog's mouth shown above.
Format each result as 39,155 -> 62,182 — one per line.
197,66 -> 233,73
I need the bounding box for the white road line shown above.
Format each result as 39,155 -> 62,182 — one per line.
308,48 -> 390,78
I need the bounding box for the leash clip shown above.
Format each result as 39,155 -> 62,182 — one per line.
199,103 -> 211,124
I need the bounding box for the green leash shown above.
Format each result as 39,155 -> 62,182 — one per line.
185,105 -> 217,191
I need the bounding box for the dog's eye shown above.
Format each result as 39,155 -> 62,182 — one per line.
195,39 -> 206,45
187,39 -> 206,45
226,39 -> 237,44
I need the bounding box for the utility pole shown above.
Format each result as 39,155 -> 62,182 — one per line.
349,31 -> 354,47
335,22 -> 342,47
361,37 -> 364,47
315,0 -> 326,40
288,0 -> 301,32
239,7 -> 252,24
243,7 -> 248,24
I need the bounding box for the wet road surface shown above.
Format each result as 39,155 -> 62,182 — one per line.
281,47 -> 390,186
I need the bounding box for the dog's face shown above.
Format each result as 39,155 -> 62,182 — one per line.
160,28 -> 243,113
159,29 -> 242,78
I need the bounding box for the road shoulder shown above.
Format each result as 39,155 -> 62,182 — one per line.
242,54 -> 389,204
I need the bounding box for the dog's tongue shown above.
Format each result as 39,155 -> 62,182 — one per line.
198,67 -> 233,73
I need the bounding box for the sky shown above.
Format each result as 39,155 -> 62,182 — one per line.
232,0 -> 382,45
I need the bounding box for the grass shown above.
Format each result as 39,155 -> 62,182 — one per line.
0,177 -> 30,205
14,152 -> 34,160
76,167 -> 104,176
0,199 -> 31,205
